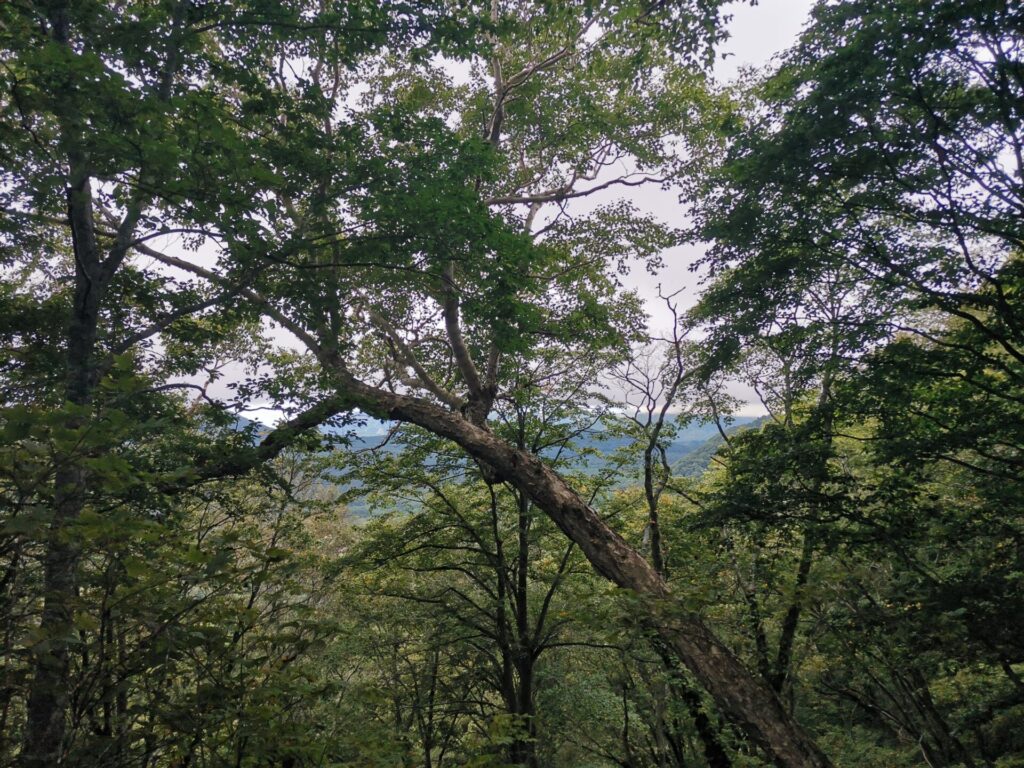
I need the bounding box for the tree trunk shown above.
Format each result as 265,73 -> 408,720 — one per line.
510,492 -> 539,768
644,448 -> 666,577
773,533 -> 815,697
652,641 -> 732,768
19,170 -> 104,768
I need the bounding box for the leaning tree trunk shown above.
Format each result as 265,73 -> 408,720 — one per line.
341,378 -> 833,768
141,262 -> 835,767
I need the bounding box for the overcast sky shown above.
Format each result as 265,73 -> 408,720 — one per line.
605,0 -> 816,416
716,0 -> 814,80
624,0 -> 815,332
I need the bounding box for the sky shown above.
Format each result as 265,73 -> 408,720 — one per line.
623,0 -> 816,332
716,0 -> 815,81
545,0 -> 816,418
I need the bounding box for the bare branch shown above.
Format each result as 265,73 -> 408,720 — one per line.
485,174 -> 665,207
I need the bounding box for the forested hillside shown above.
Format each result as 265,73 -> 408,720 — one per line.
1,1 -> 1021,767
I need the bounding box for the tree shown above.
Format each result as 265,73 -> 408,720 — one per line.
119,1 -> 831,761
677,2 -> 1024,761
0,3 -> 477,764
345,346 -> 628,767
685,0 -> 1024,374
0,1 -> 829,765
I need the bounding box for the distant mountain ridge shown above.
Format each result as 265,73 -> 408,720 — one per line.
235,413 -> 763,516
564,415 -> 761,478
238,412 -> 762,472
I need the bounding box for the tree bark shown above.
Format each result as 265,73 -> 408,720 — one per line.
772,533 -> 815,696
643,447 -> 666,577
19,167 -> 103,768
510,491 -> 538,768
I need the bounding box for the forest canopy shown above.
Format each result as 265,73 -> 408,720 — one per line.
1,1 -> 1022,767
